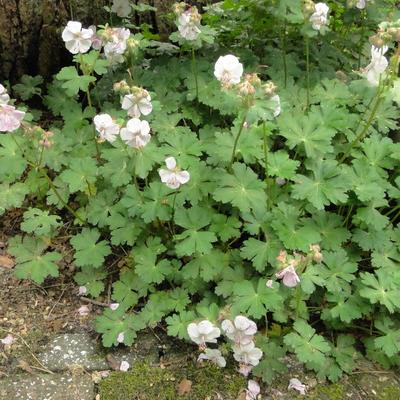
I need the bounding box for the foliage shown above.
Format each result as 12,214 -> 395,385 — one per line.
1,0 -> 399,384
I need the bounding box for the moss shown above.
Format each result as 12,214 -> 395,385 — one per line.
308,383 -> 345,400
98,361 -> 246,400
378,385 -> 400,400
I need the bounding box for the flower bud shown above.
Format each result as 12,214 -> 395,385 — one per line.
302,0 -> 316,17
127,38 -> 140,51
172,2 -> 186,16
246,73 -> 261,86
369,34 -> 385,48
263,81 -> 277,97
309,244 -> 323,263
238,80 -> 256,97
113,80 -> 130,94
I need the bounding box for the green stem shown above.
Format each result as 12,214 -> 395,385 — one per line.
339,91 -> 383,163
342,204 -> 354,228
191,47 -> 199,99
41,170 -> 84,223
282,21 -> 288,89
391,209 -> 400,223
86,88 -> 101,160
305,36 -> 310,111
229,113 -> 248,170
262,122 -> 271,210
384,204 -> 400,217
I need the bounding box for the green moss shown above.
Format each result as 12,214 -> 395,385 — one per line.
308,383 -> 345,400
98,361 -> 246,400
378,385 -> 400,400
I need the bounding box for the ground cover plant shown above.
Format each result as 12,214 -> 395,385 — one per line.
0,0 -> 399,391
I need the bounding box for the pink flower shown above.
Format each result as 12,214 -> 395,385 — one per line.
77,305 -> 90,316
0,104 -> 25,132
275,264 -> 300,288
78,286 -> 87,296
246,380 -> 261,400
159,157 -> 190,189
288,378 -> 306,395
1,334 -> 15,346
221,316 -> 257,345
119,360 -> 130,371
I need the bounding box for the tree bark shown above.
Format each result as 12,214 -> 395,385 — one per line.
0,0 -> 209,83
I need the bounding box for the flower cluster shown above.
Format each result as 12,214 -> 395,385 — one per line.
173,4 -> 202,41
0,83 -> 25,132
309,2 -> 329,31
62,21 -> 94,54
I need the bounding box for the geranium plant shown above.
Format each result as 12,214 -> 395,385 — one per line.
1,0 -> 399,385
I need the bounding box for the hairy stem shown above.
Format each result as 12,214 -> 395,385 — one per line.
262,122 -> 271,210
229,114 -> 248,170
305,37 -> 311,111
192,47 -> 199,99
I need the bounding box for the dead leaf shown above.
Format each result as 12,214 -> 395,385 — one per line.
0,255 -> 14,269
106,354 -> 120,371
18,359 -> 33,374
236,390 -> 247,400
178,378 -> 192,396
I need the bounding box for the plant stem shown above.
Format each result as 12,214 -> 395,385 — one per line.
262,122 -> 271,210
229,113 -> 248,170
384,204 -> 400,217
339,91 -> 383,163
41,170 -> 85,223
282,21 -> 288,88
86,88 -> 101,160
305,36 -> 310,111
191,47 -> 199,99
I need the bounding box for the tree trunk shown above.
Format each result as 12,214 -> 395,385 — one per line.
0,0 -> 207,83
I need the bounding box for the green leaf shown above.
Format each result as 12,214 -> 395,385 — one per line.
21,208 -> 61,236
284,320 -> 331,367
324,292 -> 365,323
359,270 -> 400,313
0,135 -> 27,182
112,270 -> 146,307
166,311 -> 196,340
232,279 -> 283,319
253,338 -> 288,384
374,317 -> 400,358
213,163 -> 267,213
56,66 -> 96,96
210,214 -> 241,242
60,158 -> 97,193
292,159 -> 349,210
332,335 -> 358,373
240,236 -> 281,272
12,74 -> 43,100
70,228 -> 111,268
268,150 -> 300,179
8,236 -> 60,284
74,266 -> 107,297
0,182 -> 29,215
134,237 -> 171,284
174,206 -> 217,256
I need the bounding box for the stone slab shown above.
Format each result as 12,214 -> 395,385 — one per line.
0,373 -> 94,400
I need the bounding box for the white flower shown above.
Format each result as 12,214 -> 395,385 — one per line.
187,320 -> 220,347
288,378 -> 306,395
78,286 -> 87,295
77,305 -> 90,316
111,0 -> 131,18
0,104 -> 25,132
120,118 -> 151,149
117,332 -> 125,343
109,303 -> 120,311
309,3 -> 329,31
222,316 -> 257,345
177,10 -> 201,41
1,334 -> 15,346
197,349 -> 226,368
103,28 -> 131,65
119,360 -> 130,371
159,157 -> 190,189
89,26 -> 103,50
233,341 -> 263,367
270,94 -> 281,117
214,55 -> 244,85
275,264 -> 300,288
62,21 -> 93,54
356,0 -> 366,9
93,113 -> 120,143
246,380 -> 261,400
0,84 -> 10,105
121,90 -> 152,118
266,279 -> 274,288
362,46 -> 389,86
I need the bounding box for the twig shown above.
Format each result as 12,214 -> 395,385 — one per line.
80,297 -> 109,307
47,285 -> 69,318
